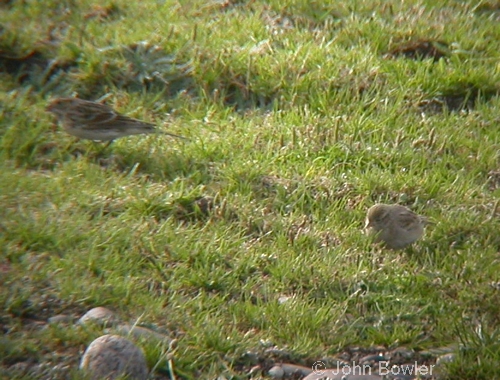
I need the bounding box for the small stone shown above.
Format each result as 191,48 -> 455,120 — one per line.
78,307 -> 118,327
48,314 -> 74,325
80,334 -> 148,380
268,365 -> 284,379
420,345 -> 458,357
278,295 -> 292,304
267,363 -> 314,378
279,363 -> 312,377
436,352 -> 456,365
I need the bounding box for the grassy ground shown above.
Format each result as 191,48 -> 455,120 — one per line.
1,0 -> 500,378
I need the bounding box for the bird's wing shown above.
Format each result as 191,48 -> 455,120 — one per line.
396,209 -> 421,231
71,102 -> 119,127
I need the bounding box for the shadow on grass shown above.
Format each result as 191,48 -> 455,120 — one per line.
417,83 -> 500,113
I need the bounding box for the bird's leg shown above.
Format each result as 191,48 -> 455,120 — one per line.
88,140 -> 114,159
94,140 -> 114,157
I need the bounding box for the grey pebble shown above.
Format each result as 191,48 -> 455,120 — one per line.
80,334 -> 148,380
436,353 -> 455,365
268,365 -> 284,379
419,345 -> 457,357
78,307 -> 119,327
278,295 -> 293,304
47,314 -> 74,325
268,363 -> 312,378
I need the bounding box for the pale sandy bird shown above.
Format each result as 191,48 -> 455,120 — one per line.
46,97 -> 186,143
365,203 -> 430,249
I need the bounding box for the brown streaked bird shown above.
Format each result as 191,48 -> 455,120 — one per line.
46,97 -> 186,143
365,203 -> 430,249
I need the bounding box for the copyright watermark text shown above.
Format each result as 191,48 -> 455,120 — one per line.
311,360 -> 435,377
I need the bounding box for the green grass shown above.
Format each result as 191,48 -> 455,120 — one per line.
2,0 -> 500,378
